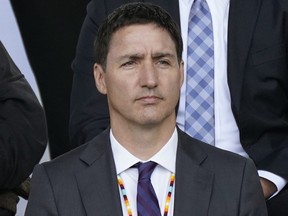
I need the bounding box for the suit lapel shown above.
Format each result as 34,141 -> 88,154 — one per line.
227,0 -> 262,110
75,129 -> 123,216
173,130 -> 214,216
74,128 -> 214,216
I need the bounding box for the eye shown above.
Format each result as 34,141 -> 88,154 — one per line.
157,59 -> 170,67
158,60 -> 169,65
121,61 -> 136,68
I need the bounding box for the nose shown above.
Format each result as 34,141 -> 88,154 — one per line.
139,61 -> 159,88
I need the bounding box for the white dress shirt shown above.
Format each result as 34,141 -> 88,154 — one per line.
111,128 -> 177,216
177,0 -> 286,195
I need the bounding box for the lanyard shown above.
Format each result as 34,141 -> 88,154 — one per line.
117,173 -> 175,216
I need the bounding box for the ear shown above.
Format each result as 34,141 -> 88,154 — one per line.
94,63 -> 107,94
179,60 -> 184,87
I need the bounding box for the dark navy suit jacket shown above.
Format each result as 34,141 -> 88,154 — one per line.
25,128 -> 267,215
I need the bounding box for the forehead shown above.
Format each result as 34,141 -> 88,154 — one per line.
108,23 -> 177,54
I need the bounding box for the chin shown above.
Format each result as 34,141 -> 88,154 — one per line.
138,114 -> 174,127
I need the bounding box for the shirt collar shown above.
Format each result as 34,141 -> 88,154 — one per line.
180,0 -> 230,8
110,128 -> 178,175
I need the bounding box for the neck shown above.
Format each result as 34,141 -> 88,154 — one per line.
111,119 -> 176,160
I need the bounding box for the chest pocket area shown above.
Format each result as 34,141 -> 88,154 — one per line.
249,43 -> 286,66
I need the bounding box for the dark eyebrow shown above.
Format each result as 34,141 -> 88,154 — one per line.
117,53 -> 144,62
116,52 -> 176,62
151,52 -> 176,60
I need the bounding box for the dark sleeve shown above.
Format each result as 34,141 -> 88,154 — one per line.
69,0 -> 111,149
0,41 -> 48,190
239,158 -> 268,216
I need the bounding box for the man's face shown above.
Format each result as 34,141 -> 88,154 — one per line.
94,23 -> 183,129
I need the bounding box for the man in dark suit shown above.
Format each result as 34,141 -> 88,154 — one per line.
0,41 -> 48,215
25,3 -> 267,215
69,0 -> 288,214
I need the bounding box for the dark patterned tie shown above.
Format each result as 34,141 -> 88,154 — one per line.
135,161 -> 161,216
185,0 -> 215,144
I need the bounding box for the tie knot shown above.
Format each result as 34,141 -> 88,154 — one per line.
135,161 -> 157,181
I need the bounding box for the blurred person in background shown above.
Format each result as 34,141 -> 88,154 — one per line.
0,41 -> 48,216
9,0 -> 87,159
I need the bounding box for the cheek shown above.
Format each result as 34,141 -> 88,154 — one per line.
164,78 -> 182,105
106,78 -> 133,100
165,76 -> 182,93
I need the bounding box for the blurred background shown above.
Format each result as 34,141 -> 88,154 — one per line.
0,0 -> 87,214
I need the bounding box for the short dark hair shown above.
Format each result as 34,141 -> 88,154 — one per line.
94,2 -> 183,68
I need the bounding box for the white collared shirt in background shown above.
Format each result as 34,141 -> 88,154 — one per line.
178,0 -> 286,196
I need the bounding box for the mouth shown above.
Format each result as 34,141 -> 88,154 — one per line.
136,95 -> 163,104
